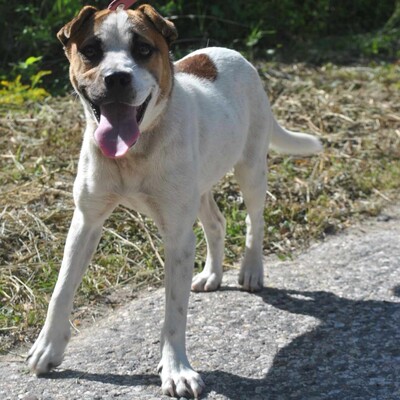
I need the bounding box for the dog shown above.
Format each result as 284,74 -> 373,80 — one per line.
27,4 -> 322,398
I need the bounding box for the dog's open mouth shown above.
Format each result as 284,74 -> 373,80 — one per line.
90,102 -> 101,122
89,95 -> 151,159
89,95 -> 151,125
136,95 -> 151,125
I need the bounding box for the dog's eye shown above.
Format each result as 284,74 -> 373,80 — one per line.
80,44 -> 102,61
135,43 -> 153,59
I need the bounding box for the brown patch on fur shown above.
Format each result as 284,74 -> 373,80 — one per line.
58,8 -> 112,95
57,7 -> 110,58
137,4 -> 177,45
57,6 -> 97,47
128,7 -> 176,99
175,54 -> 218,82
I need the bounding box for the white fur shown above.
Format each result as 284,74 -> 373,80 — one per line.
28,16 -> 322,398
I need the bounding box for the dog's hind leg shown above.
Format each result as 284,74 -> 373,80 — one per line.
234,156 -> 267,292
191,191 -> 226,292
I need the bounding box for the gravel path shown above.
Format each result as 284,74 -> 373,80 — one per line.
1,206 -> 399,400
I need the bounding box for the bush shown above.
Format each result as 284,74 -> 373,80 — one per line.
0,0 -> 397,97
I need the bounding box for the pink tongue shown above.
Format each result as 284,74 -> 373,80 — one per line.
94,103 -> 140,158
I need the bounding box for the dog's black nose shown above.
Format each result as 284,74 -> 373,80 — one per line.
104,72 -> 132,89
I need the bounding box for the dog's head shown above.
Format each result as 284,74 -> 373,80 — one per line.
57,4 -> 177,158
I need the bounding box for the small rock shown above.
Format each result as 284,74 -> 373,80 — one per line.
377,214 -> 391,222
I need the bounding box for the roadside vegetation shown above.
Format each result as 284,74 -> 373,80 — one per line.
1,0 -> 399,353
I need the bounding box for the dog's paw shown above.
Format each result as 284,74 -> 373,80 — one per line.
158,360 -> 205,398
27,322 -> 70,375
238,263 -> 264,292
191,270 -> 222,292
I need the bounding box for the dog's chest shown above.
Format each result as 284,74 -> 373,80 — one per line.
110,156 -> 148,194
109,155 -> 160,206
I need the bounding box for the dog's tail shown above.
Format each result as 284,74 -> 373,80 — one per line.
269,117 -> 322,156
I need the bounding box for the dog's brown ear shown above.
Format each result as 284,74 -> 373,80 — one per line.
138,4 -> 178,45
57,6 -> 98,47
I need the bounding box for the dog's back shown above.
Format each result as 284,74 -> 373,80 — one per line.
172,47 -> 321,192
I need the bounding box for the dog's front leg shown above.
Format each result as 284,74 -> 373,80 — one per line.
27,207 -> 108,374
158,227 -> 205,398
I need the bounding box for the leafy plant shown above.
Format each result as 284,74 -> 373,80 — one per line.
0,57 -> 51,105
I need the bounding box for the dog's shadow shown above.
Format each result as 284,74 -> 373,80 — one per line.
45,285 -> 400,399
201,284 -> 400,398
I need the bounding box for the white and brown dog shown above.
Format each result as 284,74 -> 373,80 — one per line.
27,4 -> 322,398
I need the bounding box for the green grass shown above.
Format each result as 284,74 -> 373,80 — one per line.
1,61 -> 400,353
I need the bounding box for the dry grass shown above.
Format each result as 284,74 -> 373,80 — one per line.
1,62 -> 400,353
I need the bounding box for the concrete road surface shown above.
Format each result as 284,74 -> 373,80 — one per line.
1,205 -> 399,399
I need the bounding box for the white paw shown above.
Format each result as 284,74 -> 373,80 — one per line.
158,360 -> 205,398
238,263 -> 264,292
191,270 -> 222,292
27,322 -> 70,375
